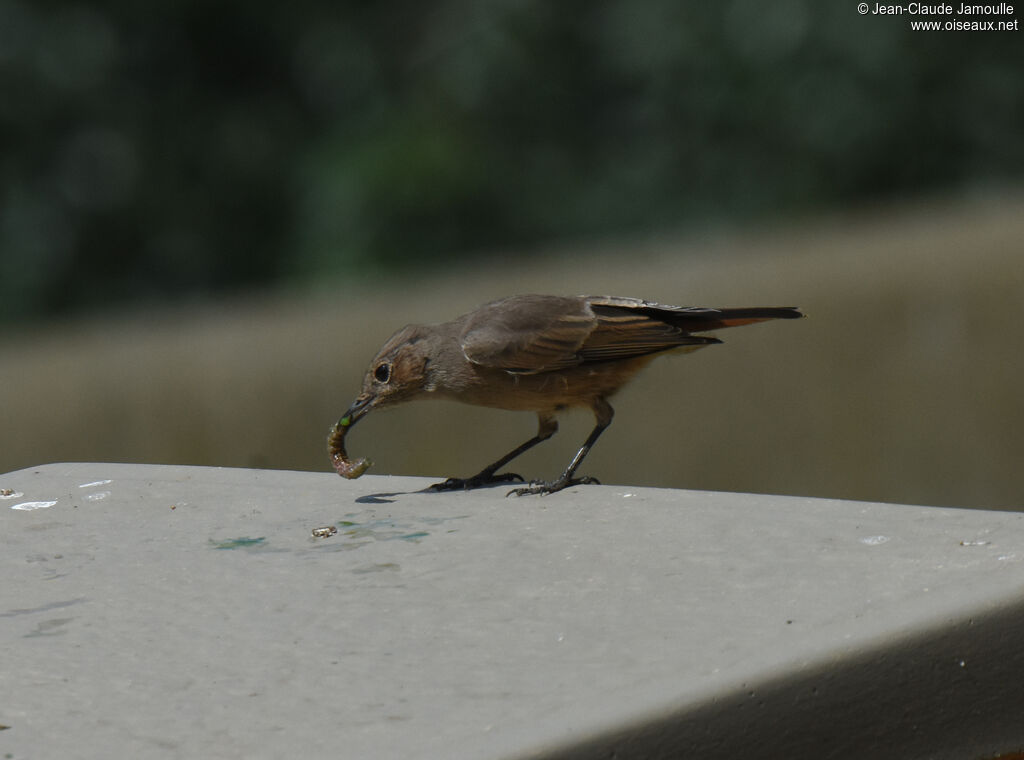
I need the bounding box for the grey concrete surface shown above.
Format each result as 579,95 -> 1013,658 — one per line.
2,463 -> 1024,760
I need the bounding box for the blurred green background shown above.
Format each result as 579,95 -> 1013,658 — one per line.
2,1 -> 1022,508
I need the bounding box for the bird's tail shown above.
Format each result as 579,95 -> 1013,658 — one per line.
660,306 -> 804,332
706,307 -> 803,330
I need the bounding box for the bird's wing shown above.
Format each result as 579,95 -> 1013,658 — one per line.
578,298 -> 721,363
460,295 -> 596,374
460,294 -> 729,374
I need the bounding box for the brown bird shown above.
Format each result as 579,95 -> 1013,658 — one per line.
330,295 -> 802,495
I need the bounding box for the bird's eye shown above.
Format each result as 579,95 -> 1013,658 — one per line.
374,363 -> 391,383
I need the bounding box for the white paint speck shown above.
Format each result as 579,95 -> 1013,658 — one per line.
0,490 -> 24,500
860,535 -> 890,546
84,491 -> 111,502
12,500 -> 58,511
79,480 -> 112,488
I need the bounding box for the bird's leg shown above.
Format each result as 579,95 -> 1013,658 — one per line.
427,414 -> 558,491
508,399 -> 613,497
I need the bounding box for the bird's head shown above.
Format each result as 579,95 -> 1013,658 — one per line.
328,325 -> 433,478
347,324 -> 434,419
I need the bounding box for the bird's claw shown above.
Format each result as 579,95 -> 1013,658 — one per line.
506,476 -> 600,497
427,472 -> 525,491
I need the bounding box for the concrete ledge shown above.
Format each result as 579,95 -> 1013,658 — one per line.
2,463 -> 1023,759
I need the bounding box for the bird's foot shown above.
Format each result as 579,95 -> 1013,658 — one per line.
426,472 -> 525,492
506,476 -> 600,497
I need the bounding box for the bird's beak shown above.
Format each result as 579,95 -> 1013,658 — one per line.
338,393 -> 373,429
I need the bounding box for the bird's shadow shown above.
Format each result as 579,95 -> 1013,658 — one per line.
354,492 -> 404,504
354,481 -> 521,504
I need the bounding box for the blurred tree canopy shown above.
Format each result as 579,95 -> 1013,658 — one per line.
1,0 -> 1021,322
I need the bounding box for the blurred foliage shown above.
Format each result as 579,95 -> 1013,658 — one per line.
1,0 -> 1022,322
